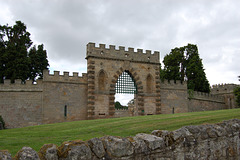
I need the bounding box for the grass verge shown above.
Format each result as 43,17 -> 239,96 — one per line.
1,108 -> 240,155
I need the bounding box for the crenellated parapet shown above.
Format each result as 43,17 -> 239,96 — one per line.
211,84 -> 239,95
0,79 -> 43,92
190,91 -> 224,103
160,80 -> 187,90
43,70 -> 87,84
86,42 -> 160,64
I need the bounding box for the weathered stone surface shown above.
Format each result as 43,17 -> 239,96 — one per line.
38,144 -> 58,160
130,136 -> 148,154
171,127 -> 193,141
58,140 -> 92,160
0,150 -> 12,160
88,138 -> 105,158
102,136 -> 134,158
151,130 -> 174,147
15,147 -> 40,160
135,133 -> 165,150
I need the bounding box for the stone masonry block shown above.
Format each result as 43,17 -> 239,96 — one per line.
87,65 -> 95,70
109,102 -> 115,105
88,96 -> 95,100
88,71 -> 95,74
88,76 -> 95,79
88,101 -> 95,105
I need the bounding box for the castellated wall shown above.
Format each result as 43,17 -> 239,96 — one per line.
0,79 -> 43,128
1,119 -> 240,159
0,70 -> 88,129
41,70 -> 88,124
160,80 -> 229,114
160,80 -> 188,114
188,91 -> 227,112
0,42 -> 238,129
211,84 -> 238,109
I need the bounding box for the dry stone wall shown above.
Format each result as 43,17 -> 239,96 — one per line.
1,119 -> 240,160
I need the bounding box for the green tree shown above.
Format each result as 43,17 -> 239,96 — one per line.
234,87 -> 240,107
162,47 -> 185,82
162,44 -> 210,93
0,29 -> 6,83
185,44 -> 210,93
29,44 -> 49,82
0,21 -> 49,83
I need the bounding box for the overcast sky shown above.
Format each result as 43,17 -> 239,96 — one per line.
1,0 -> 240,104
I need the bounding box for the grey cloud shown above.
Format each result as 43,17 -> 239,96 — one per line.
1,0 -> 240,84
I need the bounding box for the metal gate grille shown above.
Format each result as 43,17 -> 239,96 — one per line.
115,71 -> 137,94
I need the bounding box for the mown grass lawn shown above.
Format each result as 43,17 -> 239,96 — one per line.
1,108 -> 240,155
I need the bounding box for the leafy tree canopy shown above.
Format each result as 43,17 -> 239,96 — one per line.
161,44 -> 210,93
0,21 -> 49,83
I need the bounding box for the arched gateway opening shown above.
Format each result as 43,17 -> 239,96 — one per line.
86,43 -> 161,119
115,71 -> 137,116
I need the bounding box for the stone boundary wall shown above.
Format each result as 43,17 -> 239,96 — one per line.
0,79 -> 43,128
160,80 -> 230,113
114,108 -> 130,118
0,70 -> 88,128
190,91 -> 225,103
188,91 -> 227,112
1,119 -> 240,160
160,80 -> 188,114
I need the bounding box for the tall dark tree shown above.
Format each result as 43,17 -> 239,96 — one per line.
0,21 -> 49,83
29,44 -> 49,82
184,44 -> 210,93
1,21 -> 32,83
0,28 -> 6,83
162,44 -> 210,93
162,47 -> 185,82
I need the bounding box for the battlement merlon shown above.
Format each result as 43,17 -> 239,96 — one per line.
86,42 -> 160,64
43,70 -> 87,83
211,83 -> 239,94
160,80 -> 187,90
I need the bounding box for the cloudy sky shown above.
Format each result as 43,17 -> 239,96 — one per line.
1,0 -> 240,104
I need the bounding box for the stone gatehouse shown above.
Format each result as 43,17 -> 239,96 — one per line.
0,43 -> 238,128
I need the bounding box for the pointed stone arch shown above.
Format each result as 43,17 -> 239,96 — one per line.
108,67 -> 144,116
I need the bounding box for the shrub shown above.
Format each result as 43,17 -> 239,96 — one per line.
0,115 -> 5,129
